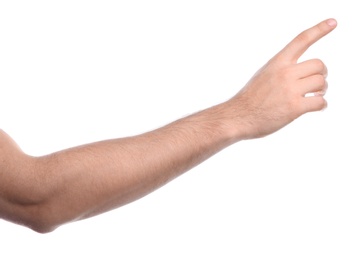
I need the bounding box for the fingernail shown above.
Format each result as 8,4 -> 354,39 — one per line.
326,19 -> 337,27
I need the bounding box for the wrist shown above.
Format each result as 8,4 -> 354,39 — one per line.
189,102 -> 245,146
207,101 -> 251,143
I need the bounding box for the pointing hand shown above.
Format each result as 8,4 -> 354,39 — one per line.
229,19 -> 337,139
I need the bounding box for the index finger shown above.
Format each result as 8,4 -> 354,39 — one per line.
277,19 -> 337,63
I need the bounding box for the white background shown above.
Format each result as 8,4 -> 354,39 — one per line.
0,1 -> 352,259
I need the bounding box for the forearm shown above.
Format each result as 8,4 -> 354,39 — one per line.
40,102 -> 236,223
1,102 -> 237,232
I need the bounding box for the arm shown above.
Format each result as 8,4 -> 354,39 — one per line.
0,19 -> 337,233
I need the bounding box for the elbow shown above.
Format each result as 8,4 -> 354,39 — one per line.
1,159 -> 63,234
0,131 -> 65,233
4,197 -> 62,234
27,204 -> 60,234
31,227 -> 56,234
1,200 -> 61,234
27,217 -> 58,234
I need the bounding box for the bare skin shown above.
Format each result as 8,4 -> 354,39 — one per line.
0,19 -> 337,233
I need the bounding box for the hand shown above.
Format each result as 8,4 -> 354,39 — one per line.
228,19 -> 337,140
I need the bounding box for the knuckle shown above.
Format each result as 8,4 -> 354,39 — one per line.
319,98 -> 328,110
324,81 -> 328,91
296,31 -> 312,45
315,75 -> 326,86
314,97 -> 327,111
312,59 -> 326,70
302,97 -> 327,113
278,66 -> 294,81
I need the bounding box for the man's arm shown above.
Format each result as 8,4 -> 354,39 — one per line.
0,19 -> 337,233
